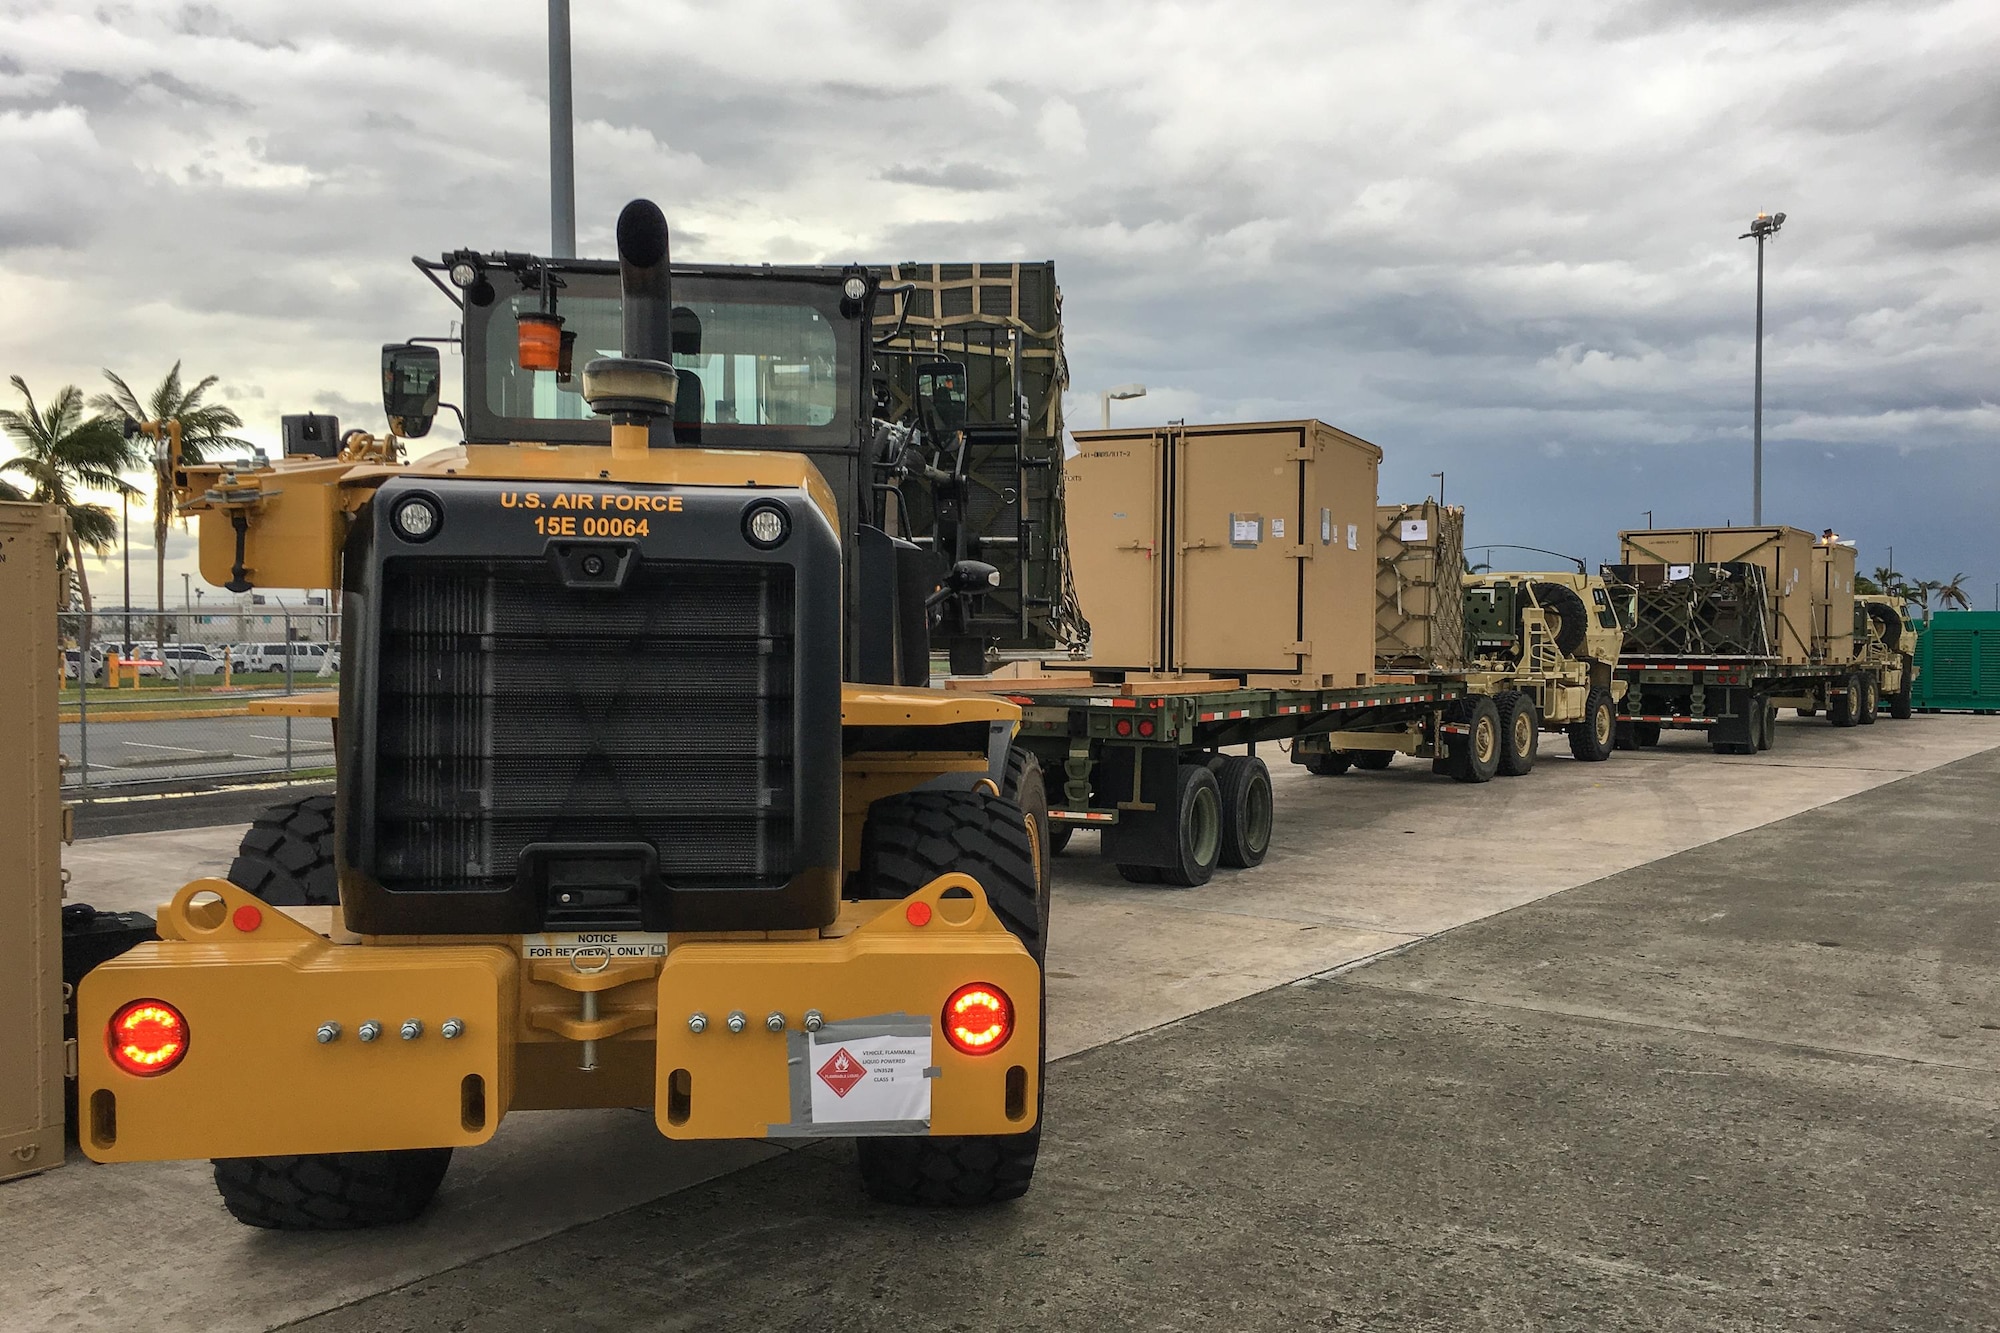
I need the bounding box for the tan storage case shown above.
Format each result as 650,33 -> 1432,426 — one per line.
0,503 -> 68,1181
1620,527 -> 1819,664
1067,421 -> 1381,685
1376,501 -> 1467,671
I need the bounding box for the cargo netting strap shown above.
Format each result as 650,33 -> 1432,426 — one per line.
1610,562 -> 1774,657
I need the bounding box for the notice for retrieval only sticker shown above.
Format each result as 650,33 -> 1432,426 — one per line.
521,932 -> 670,960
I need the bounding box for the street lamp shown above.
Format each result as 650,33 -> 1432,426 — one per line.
1431,471 -> 1445,507
1099,384 -> 1146,429
1739,209 -> 1786,525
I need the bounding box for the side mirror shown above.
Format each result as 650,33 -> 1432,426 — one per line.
927,559 -> 1000,608
914,361 -> 968,437
381,343 -> 441,439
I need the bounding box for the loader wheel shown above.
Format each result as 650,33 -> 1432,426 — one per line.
1633,721 -> 1662,748
1444,696 -> 1502,784
1303,751 -> 1352,776
212,1148 -> 452,1230
1216,755 -> 1273,869
1566,687 -> 1616,763
1000,747 -> 1053,898
1858,676 -> 1879,725
854,787 -> 1046,1207
1525,582 -> 1591,657
1352,749 -> 1395,771
1495,690 -> 1538,776
228,794 -> 338,906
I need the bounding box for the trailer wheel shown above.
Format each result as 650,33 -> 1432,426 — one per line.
1888,656 -> 1914,720
1156,764 -> 1224,885
1216,755 -> 1273,869
1525,582 -> 1590,657
1756,697 -> 1777,751
1303,751 -> 1352,776
1634,721 -> 1662,747
1352,749 -> 1395,771
212,1149 -> 452,1230
1566,687 -> 1616,763
854,788 -> 1046,1207
228,794 -> 339,906
1829,675 -> 1860,727
1048,823 -> 1074,856
1858,676 -> 1880,725
1444,696 -> 1502,783
1797,705 -> 1817,717
1495,691 -> 1538,776
1000,747 -> 1053,899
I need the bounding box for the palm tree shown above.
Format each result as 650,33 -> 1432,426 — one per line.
93,363 -> 252,643
1936,573 -> 1972,611
1,377 -> 144,637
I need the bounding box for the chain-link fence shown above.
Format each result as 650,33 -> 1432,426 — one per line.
59,609 -> 340,789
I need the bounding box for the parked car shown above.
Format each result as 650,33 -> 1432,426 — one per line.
156,644 -> 228,679
63,648 -> 105,681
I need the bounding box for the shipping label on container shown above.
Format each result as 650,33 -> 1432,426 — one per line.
1399,519 -> 1430,543
1271,518 -> 1285,538
1321,509 -> 1333,544
1231,515 -> 1262,547
1347,524 -> 1359,550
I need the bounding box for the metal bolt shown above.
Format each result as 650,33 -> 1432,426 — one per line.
358,1020 -> 382,1043
316,1021 -> 342,1044
725,1010 -> 748,1034
688,1012 -> 708,1034
803,1009 -> 824,1033
765,1011 -> 786,1033
440,1018 -> 464,1040
400,1019 -> 424,1041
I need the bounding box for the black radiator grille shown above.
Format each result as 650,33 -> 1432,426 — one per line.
373,558 -> 796,890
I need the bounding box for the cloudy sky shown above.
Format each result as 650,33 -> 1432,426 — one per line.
3,0 -> 1996,606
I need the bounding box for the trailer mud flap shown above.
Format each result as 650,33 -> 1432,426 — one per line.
653,873 -> 1040,1140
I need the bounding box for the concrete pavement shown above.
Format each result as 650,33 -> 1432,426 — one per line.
9,714 -> 1999,1331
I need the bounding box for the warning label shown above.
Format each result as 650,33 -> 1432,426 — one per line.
520,931 -> 669,961
816,1047 -> 868,1098
806,1031 -> 932,1125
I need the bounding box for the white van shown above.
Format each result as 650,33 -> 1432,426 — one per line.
239,641 -> 335,674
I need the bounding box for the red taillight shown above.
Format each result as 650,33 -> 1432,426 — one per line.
108,999 -> 189,1077
943,983 -> 1013,1056
1137,718 -> 1156,738
1114,718 -> 1133,736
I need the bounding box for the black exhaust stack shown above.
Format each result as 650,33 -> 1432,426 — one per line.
582,198 -> 679,428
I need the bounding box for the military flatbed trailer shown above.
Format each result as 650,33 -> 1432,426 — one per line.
1615,653 -> 1905,755
968,676 -> 1469,886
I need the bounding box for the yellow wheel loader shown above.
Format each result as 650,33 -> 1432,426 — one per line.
79,200 -> 1065,1225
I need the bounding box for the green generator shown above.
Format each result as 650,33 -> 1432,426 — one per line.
1911,612 -> 2000,714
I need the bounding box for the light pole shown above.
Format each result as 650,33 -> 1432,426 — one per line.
1099,384 -> 1146,429
1739,210 -> 1786,525
549,0 -> 576,258
121,491 -> 131,653
1644,509 -> 1654,529
1431,471 -> 1445,507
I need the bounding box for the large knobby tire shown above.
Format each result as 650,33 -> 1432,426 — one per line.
854,787 -> 1046,1207
212,1149 -> 452,1230
228,794 -> 338,906
1829,675 -> 1860,728
1352,749 -> 1395,771
1526,582 -> 1591,658
1303,750 -> 1352,776
1445,696 -> 1502,784
1567,687 -> 1616,762
1216,755 -> 1273,870
1495,690 -> 1538,777
1865,603 -> 1903,651
1000,747 -> 1053,899
1858,676 -> 1880,726
1888,657 -> 1914,720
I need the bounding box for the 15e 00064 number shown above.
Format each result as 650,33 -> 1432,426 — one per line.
534,515 -> 651,537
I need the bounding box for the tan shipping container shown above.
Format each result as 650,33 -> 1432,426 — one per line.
1066,421 -> 1381,685
1375,501 -> 1467,671
1619,526 -> 1818,664
0,502 -> 68,1181
1811,541 -> 1858,665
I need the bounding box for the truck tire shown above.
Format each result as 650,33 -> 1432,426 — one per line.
1495,690 -> 1538,776
1048,822 -> 1074,856
1352,749 -> 1395,771
1153,764 -> 1224,886
1829,675 -> 1860,727
228,795 -> 339,906
1000,747 -> 1053,899
1525,583 -> 1590,657
1444,696 -> 1502,783
1303,751 -> 1352,776
1865,602 -> 1903,650
854,787 -> 1046,1207
1888,656 -> 1914,720
1566,687 -> 1616,763
1797,705 -> 1817,718
1216,755 -> 1273,869
212,1148 -> 452,1230
1858,675 -> 1879,725
1756,697 -> 1776,751
1633,721 -> 1662,747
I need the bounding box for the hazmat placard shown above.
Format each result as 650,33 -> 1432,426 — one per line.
807,1032 -> 932,1125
